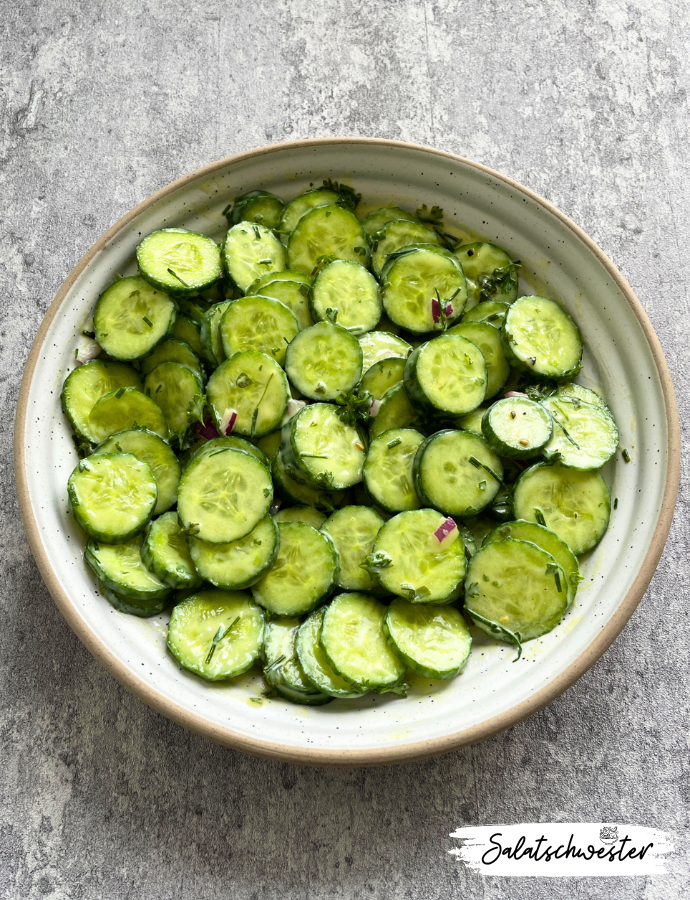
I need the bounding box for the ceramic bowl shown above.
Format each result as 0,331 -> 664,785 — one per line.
14,139 -> 680,765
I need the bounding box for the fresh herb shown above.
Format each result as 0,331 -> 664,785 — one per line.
622,448 -> 631,463
236,373 -> 253,388
322,178 -> 361,211
253,225 -> 261,241
205,616 -> 242,665
335,389 -> 373,426
360,550 -> 393,576
221,203 -> 233,219
185,523 -> 201,536
299,453 -> 329,459
265,654 -> 287,674
258,258 -> 273,265
82,329 -> 95,338
155,383 -> 163,393
466,582 -> 480,598
614,497 -> 618,509
534,508 -> 547,527
142,316 -> 153,328
167,267 -> 189,287
310,254 -> 336,278
263,487 -> 271,497
546,563 -> 562,593
468,456 -> 504,486
114,388 -> 125,399
251,373 -> 274,437
478,263 -> 520,303
386,437 -> 402,449
467,611 -> 524,662
325,307 -> 338,325
354,246 -> 367,256
414,204 -> 459,250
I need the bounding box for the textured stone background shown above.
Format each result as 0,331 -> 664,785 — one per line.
1,1 -> 688,897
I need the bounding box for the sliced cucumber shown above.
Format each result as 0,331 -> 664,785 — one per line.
404,334 -> 487,415
414,429 -> 504,517
142,511 -> 201,589
512,462 -> 611,555
189,515 -> 279,590
310,260 -> 381,335
206,351 -> 289,439
461,300 -> 510,327
484,520 -> 580,607
96,428 -> 180,515
285,322 -> 363,401
69,453 -> 157,542
176,296 -> 209,325
170,315 -> 203,357
229,190 -> 285,229
370,509 -> 466,603
447,322 -> 510,399
288,206 -> 369,274
369,382 -> 425,440
464,539 -> 568,650
320,593 -> 407,692
384,599 -> 472,679
144,361 -> 204,441
167,589 -> 265,681
251,522 -> 338,616
274,506 -> 326,529
219,294 -> 298,367
371,219 -> 439,276
555,383 -> 606,407
137,228 -> 222,297
455,242 -> 519,307
177,447 -> 273,543
200,300 -> 232,369
361,206 -> 419,235
457,406 -> 487,436
272,452 -> 347,512
222,222 -> 286,292
62,360 -> 142,441
321,505 -> 384,591
263,617 -> 330,706
85,535 -> 170,609
541,396 -> 619,469
140,337 -> 204,383
482,397 -> 553,459
100,582 -> 170,618
296,608 -> 363,698
359,331 -> 412,373
381,248 -> 466,333
84,393 -> 164,462
361,357 -> 406,400
363,428 -> 424,512
187,435 -> 268,469
278,188 -> 341,238
502,296 -> 583,381
246,269 -> 311,295
283,402 -> 366,490
252,282 -> 313,330
94,276 -> 176,361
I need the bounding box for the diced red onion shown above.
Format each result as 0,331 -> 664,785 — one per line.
433,516 -> 457,543
74,337 -> 101,365
282,398 -> 306,423
369,399 -> 382,418
220,408 -> 238,435
431,296 -> 441,323
192,417 -> 220,440
445,303 -> 453,318
505,391 -> 528,398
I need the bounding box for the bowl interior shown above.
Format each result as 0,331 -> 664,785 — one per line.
18,141 -> 674,762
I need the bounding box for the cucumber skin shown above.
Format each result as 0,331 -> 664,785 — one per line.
189,517 -> 280,591
230,191 -> 285,229
500,300 -> 583,382
61,360 -> 143,441
271,453 -> 348,513
382,606 -> 471,680
481,402 -> 553,459
136,229 -> 222,298
403,339 -> 486,415
141,513 -> 203,590
85,542 -> 171,603
99,583 -> 171,618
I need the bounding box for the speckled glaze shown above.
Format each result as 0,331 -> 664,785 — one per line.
14,139 -> 679,765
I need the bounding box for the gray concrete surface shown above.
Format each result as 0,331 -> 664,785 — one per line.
1,1 -> 688,897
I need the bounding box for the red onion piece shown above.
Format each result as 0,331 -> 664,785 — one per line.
431,296 -> 441,323
74,337 -> 101,366
192,417 -> 220,441
220,409 -> 238,435
283,398 -> 306,423
433,517 -> 457,543
504,391 -> 528,399
445,303 -> 453,318
369,399 -> 382,418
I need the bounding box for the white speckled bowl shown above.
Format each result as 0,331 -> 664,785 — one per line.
14,139 -> 679,765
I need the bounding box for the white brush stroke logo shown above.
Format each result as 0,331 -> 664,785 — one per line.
448,823 -> 674,877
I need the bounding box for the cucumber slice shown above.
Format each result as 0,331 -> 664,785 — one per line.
140,337 -> 204,383
278,188 -> 341,238
85,535 -> 170,606
361,357 -> 406,400
296,608 -> 363,698
177,447 -> 272,543
455,242 -> 519,307
263,617 -> 330,706
62,360 -> 142,441
457,406 -> 487,436
481,397 -> 553,459
359,331 -> 412,373
144,361 -> 204,441
176,296 -> 209,325
94,276 -> 177,361
404,334 -> 487,415
86,388 -> 169,443
272,452 -> 347,512
187,435 -> 268,469
253,282 -> 313,330
320,593 -> 407,691
287,206 -> 369,274
447,322 -> 510,399
363,428 -> 424,512
167,590 -> 265,682
251,522 -> 338,616
283,402 -> 366,490
200,300 -> 232,369
220,294 -> 299,367
555,383 -> 606,407
222,222 -> 287,292
461,300 -> 510,327
246,269 -> 311,294
414,430 -> 504,517
171,314 -> 203,357
361,206 -> 419,235
484,520 -> 581,607
464,539 -> 568,650
369,382 -> 425,440
95,428 -> 180,515
502,296 -> 583,381
310,260 -> 381,335
384,599 -> 472,679
274,506 -> 326,529
371,219 -> 439,276
189,515 -> 279,590
381,248 -> 466,333
256,430 -> 282,461
541,396 -> 619,469
229,190 -> 285,229
370,509 -> 466,603
512,462 -> 611,555
142,511 -> 201,589
206,351 -> 289,439
321,505 -> 384,591
285,322 -> 363,401
69,453 -> 157,542
137,229 -> 222,297
100,582 -> 170,618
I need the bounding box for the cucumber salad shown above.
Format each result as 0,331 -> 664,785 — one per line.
61,180 -> 620,705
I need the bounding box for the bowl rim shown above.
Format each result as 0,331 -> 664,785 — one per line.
14,137 -> 680,766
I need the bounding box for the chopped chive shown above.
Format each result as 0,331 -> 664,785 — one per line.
155,383 -> 163,393
114,388 -> 125,399
205,615 -> 241,665
468,456 -> 504,485
258,258 -> 273,265
614,497 -> 618,509
534,508 -> 546,527
251,373 -> 274,437
386,437 -> 402,449
299,453 -> 328,459
167,267 -> 189,287
622,448 -> 631,463
265,654 -> 286,673
222,203 -> 233,217
253,226 -> 261,240
142,316 -> 153,328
